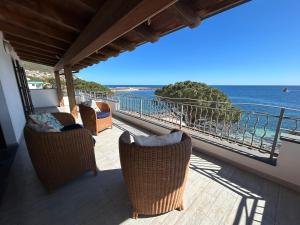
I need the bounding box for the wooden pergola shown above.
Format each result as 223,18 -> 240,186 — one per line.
0,0 -> 249,117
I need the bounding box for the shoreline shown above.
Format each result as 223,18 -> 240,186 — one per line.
110,87 -> 158,92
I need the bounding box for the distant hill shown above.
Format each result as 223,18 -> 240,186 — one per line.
23,61 -> 111,93
22,61 -> 53,73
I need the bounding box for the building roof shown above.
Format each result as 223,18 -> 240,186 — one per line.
0,0 -> 249,72
27,81 -> 45,84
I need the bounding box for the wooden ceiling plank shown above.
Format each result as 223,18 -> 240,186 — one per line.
0,21 -> 69,50
20,57 -> 56,67
10,42 -> 63,57
76,0 -> 105,12
98,47 -> 120,58
0,6 -> 74,43
3,0 -> 85,32
172,1 -> 201,28
109,38 -> 136,51
54,0 -> 178,70
133,24 -> 159,43
89,53 -> 108,61
17,51 -> 58,63
13,46 -> 58,59
4,34 -> 67,52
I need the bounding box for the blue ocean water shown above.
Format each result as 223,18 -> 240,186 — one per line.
108,85 -> 300,110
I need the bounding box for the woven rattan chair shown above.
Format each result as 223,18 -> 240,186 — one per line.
79,102 -> 112,135
119,131 -> 192,218
24,112 -> 97,192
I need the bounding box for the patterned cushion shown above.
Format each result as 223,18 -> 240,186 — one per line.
96,111 -> 110,119
29,113 -> 63,131
27,119 -> 58,132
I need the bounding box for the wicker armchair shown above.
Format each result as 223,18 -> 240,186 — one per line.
79,102 -> 112,135
24,112 -> 97,192
119,131 -> 192,218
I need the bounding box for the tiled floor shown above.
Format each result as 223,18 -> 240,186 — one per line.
0,116 -> 299,225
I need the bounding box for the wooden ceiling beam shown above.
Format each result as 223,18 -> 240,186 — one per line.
172,2 -> 201,28
10,42 -> 63,58
19,57 -> 56,67
109,38 -> 136,51
2,0 -> 85,32
81,57 -> 99,65
97,47 -> 120,58
14,48 -> 59,61
76,0 -> 104,13
133,24 -> 159,43
0,6 -> 74,43
0,21 -> 69,50
89,53 -> 108,62
54,0 -> 178,70
4,34 -> 67,53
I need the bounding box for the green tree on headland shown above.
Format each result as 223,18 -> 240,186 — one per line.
155,81 -> 240,123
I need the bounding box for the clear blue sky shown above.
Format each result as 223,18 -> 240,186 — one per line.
79,0 -> 300,85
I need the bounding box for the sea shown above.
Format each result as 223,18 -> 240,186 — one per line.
107,85 -> 300,111
107,85 -> 300,133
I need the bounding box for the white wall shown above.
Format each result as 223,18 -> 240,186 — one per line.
0,32 -> 26,145
30,89 -> 58,108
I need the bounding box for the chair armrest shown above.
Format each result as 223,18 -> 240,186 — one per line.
52,112 -> 75,126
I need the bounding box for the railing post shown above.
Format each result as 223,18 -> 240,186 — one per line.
270,107 -> 285,159
140,98 -> 143,118
180,104 -> 184,129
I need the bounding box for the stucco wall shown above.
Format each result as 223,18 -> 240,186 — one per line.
0,31 -> 26,145
30,89 -> 59,108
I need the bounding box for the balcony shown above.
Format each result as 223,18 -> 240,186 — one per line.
1,107 -> 300,225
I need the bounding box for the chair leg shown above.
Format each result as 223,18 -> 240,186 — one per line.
132,211 -> 138,219
177,204 -> 184,211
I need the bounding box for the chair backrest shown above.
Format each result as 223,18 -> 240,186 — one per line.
79,104 -> 97,130
96,102 -> 111,112
119,131 -> 192,215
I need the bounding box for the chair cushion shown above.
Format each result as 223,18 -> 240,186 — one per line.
82,100 -> 101,112
133,131 -> 183,147
60,124 -> 83,131
96,111 -> 110,119
27,119 -> 58,132
29,113 -> 63,131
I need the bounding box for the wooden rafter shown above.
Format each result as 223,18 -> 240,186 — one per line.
0,21 -> 69,49
172,2 -> 201,28
54,0 -> 178,70
1,0 -> 85,32
109,38 -> 136,51
14,48 -> 59,62
0,5 -> 75,43
20,57 -> 56,67
11,42 -> 63,58
133,24 -> 159,43
4,34 -> 66,52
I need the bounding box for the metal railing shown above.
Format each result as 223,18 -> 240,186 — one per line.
77,90 -> 300,159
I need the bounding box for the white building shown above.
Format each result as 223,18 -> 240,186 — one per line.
27,80 -> 45,89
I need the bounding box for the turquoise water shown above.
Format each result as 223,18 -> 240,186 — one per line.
108,85 -> 300,109
108,85 -> 300,133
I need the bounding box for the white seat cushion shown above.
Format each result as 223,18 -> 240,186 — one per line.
133,131 -> 183,147
83,100 -> 101,112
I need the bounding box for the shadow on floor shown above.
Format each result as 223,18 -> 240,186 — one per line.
0,146 -> 132,225
189,150 -> 289,225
